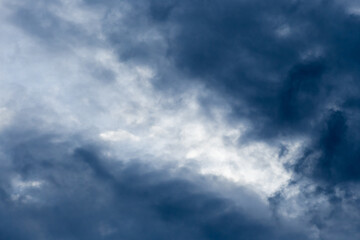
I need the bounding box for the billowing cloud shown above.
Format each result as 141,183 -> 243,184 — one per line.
2,0 -> 360,239
0,127 -> 309,240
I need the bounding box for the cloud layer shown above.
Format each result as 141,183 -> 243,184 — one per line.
1,0 -> 360,239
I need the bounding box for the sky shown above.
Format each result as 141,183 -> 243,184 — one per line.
1,0 -> 360,239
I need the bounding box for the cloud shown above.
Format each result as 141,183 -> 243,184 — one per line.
3,0 -> 360,239
0,0 -> 301,197
94,0 -> 360,141
294,108 -> 360,186
0,128 -> 307,240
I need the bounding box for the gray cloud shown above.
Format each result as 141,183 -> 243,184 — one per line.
3,0 -> 360,239
0,125 -> 307,240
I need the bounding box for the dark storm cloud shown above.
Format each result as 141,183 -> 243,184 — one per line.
130,1 -> 360,237
269,180 -> 360,240
87,0 -> 360,139
295,109 -> 360,185
6,0 -> 360,239
145,0 -> 333,137
102,0 -> 360,189
11,0 -> 360,141
0,128 -> 307,240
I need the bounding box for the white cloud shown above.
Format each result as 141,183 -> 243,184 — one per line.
0,0 -> 306,199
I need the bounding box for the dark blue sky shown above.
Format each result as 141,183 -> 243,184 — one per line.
1,0 -> 360,239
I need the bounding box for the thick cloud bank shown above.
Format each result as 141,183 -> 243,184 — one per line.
0,128 -> 306,240
1,0 -> 360,239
